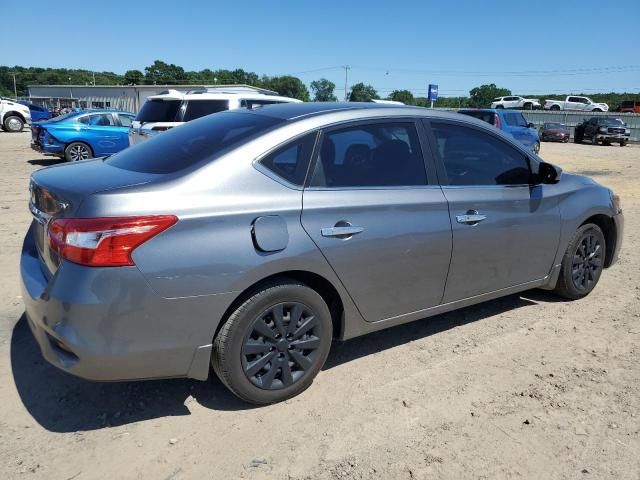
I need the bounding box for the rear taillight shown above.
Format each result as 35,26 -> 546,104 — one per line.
48,216 -> 177,267
494,113 -> 501,129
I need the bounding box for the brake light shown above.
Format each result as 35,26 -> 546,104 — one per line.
48,216 -> 177,267
494,113 -> 501,129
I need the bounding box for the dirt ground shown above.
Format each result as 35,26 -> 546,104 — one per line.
0,131 -> 638,480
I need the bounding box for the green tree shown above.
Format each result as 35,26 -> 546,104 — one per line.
262,75 -> 310,101
388,89 -> 414,105
310,78 -> 337,102
348,83 -> 379,102
144,60 -> 187,85
468,83 -> 511,108
124,69 -> 144,85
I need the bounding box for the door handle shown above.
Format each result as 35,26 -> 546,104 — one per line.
456,210 -> 487,225
321,223 -> 364,238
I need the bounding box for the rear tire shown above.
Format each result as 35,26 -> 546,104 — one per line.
550,105 -> 560,111
212,281 -> 333,405
495,105 -> 504,109
554,223 -> 605,300
2,115 -> 24,132
64,142 -> 93,161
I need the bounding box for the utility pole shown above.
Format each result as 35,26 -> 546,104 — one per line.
92,71 -> 96,86
11,73 -> 17,99
343,65 -> 350,101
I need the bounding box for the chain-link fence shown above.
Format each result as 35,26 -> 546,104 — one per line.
521,110 -> 639,142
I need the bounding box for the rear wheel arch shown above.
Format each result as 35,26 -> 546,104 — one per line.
580,214 -> 617,268
213,271 -> 345,343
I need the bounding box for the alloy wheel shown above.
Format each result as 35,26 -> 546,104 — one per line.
571,232 -> 602,291
69,144 -> 90,161
241,302 -> 321,390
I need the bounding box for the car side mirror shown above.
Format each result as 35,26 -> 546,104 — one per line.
538,162 -> 561,184
527,122 -> 535,129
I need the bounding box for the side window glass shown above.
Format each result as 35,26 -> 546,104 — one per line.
87,114 -> 115,126
310,122 -> 427,188
260,133 -> 316,186
431,122 -> 532,186
118,114 -> 134,127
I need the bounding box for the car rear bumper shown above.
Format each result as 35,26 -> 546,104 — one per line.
20,222 -> 237,382
31,140 -> 64,155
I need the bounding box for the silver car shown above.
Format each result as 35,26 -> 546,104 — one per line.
21,103 -> 623,405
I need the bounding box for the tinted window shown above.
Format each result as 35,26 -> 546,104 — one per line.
431,122 -> 531,186
503,112 -> 527,127
458,110 -> 496,125
310,122 -> 427,187
136,99 -> 181,122
260,133 -> 316,186
183,100 -> 229,121
118,114 -> 134,127
106,112 -> 284,174
78,114 -> 115,126
241,99 -> 285,110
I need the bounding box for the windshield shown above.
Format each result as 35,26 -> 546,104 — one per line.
136,99 -> 182,123
106,111 -> 284,174
458,110 -> 496,125
544,122 -> 565,129
600,118 -> 625,126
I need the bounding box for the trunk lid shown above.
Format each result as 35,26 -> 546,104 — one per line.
29,159 -> 159,276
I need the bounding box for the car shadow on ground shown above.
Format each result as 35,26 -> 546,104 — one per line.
11,290 -> 561,433
27,158 -> 64,167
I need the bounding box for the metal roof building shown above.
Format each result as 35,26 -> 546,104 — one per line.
26,84 -> 273,112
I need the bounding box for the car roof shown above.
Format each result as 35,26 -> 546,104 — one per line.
245,101 -> 439,120
458,108 -> 500,113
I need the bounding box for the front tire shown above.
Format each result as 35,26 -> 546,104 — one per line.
2,115 -> 24,132
64,142 -> 93,161
620,140 -> 627,147
212,281 -> 333,405
532,141 -> 540,154
554,223 -> 605,300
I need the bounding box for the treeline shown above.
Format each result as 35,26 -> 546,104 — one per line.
1,62 -> 638,110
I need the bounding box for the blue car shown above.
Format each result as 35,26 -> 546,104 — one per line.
18,101 -> 52,123
31,110 -> 136,161
458,109 -> 540,154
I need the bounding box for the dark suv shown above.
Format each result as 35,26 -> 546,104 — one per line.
574,117 -> 631,146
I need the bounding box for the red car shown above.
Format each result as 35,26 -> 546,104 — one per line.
539,122 -> 571,143
618,101 -> 640,113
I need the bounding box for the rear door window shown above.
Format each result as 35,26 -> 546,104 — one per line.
183,100 -> 229,121
136,99 -> 182,123
309,122 -> 427,188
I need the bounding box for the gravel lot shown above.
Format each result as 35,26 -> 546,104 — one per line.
0,131 -> 638,480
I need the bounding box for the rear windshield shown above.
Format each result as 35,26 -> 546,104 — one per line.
105,112 -> 284,174
136,99 -> 181,123
183,99 -> 229,121
458,110 -> 496,125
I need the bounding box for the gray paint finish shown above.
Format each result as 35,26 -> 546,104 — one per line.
21,102 -> 624,382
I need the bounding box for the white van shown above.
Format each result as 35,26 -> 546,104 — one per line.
129,86 -> 302,146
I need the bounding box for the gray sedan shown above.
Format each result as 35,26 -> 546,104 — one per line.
21,103 -> 623,404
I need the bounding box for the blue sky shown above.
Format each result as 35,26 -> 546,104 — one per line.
4,0 -> 639,97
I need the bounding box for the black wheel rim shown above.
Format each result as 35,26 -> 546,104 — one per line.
572,233 -> 602,291
241,302 -> 321,390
